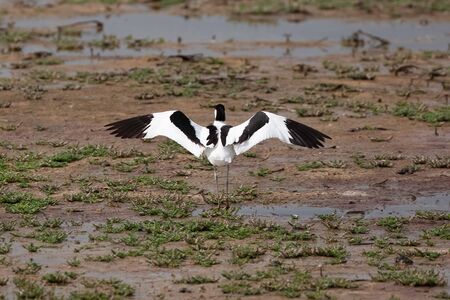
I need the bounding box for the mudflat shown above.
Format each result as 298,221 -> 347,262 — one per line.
0,1 -> 449,299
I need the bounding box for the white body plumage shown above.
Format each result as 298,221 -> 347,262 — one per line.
204,121 -> 236,166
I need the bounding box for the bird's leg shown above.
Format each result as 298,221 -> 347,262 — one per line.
225,164 -> 230,209
213,166 -> 222,209
213,166 -> 219,194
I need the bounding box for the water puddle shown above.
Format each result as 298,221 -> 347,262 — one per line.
444,269 -> 450,293
0,67 -> 12,78
63,58 -> 102,66
2,0 -> 55,6
8,12 -> 450,59
65,221 -> 97,243
195,192 -> 450,219
365,192 -> 450,218
236,205 -> 340,218
0,63 -> 13,78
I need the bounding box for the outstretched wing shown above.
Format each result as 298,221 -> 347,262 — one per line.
105,110 -> 210,157
225,111 -> 331,155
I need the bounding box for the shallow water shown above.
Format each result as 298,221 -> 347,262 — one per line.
365,192 -> 450,218
194,192 -> 450,219
0,68 -> 11,78
9,11 -> 450,59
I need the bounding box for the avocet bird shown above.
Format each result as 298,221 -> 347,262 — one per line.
106,104 -> 330,206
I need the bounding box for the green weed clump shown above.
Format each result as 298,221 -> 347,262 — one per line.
42,145 -> 110,167
279,243 -> 348,264
13,260 -> 41,275
88,35 -> 120,50
221,282 -> 263,296
373,269 -> 446,287
250,167 -> 273,177
55,37 -> 83,51
147,248 -> 188,268
155,0 -> 185,8
416,210 -> 450,221
192,249 -> 220,267
0,170 -> 34,187
398,248 -> 441,261
392,102 -> 449,124
78,277 -> 135,298
226,269 -> 357,298
377,216 -> 408,232
136,175 -> 190,194
174,275 -> 218,284
0,243 -> 11,255
0,192 -> 56,214
132,194 -> 194,218
231,244 -> 266,265
42,271 -> 77,285
35,229 -> 68,244
68,290 -> 110,300
317,212 -> 342,229
235,0 -> 450,15
13,277 -> 45,299
423,224 -> 450,240
0,29 -> 31,44
428,156 -> 450,169
348,219 -> 369,234
297,161 -> 324,171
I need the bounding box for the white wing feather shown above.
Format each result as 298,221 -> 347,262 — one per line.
226,112 -> 292,155
143,111 -> 208,157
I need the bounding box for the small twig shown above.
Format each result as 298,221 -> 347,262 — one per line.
392,64 -> 420,76
270,167 -> 285,174
349,126 -> 387,132
369,135 -> 393,142
371,179 -> 389,186
356,30 -> 390,47
167,53 -> 204,62
261,149 -> 272,161
57,20 -> 103,40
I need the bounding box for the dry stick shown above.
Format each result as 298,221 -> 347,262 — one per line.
168,53 -> 203,62
198,189 -> 209,205
261,149 -> 271,161
428,67 -> 447,80
57,20 -> 104,40
393,64 -> 420,76
371,179 -> 388,186
270,167 -> 285,173
349,126 -> 387,132
369,135 -> 393,142
356,30 -> 390,47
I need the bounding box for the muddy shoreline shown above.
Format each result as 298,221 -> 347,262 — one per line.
0,1 -> 449,299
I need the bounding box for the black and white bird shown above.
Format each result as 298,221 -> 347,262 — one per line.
106,104 -> 330,205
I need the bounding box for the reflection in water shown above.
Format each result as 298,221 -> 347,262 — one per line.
194,192 -> 450,219
8,12 -> 450,59
0,67 -> 12,78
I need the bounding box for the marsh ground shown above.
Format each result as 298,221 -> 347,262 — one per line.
0,1 -> 449,299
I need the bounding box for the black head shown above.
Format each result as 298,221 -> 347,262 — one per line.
214,104 -> 226,121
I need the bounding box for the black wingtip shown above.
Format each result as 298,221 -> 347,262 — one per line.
285,119 -> 331,149
105,114 -> 153,139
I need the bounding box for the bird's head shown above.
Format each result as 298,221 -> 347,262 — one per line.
214,104 -> 226,122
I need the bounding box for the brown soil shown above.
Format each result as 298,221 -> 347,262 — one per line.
0,2 -> 449,300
